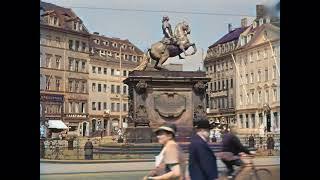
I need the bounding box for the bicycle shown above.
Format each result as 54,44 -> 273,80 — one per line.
220,154 -> 272,180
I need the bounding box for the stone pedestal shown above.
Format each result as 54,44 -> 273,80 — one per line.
124,71 -> 210,143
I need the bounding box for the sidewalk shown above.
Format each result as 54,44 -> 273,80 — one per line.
40,156 -> 280,175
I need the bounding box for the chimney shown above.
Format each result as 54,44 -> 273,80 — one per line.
241,18 -> 248,28
256,5 -> 266,19
93,32 -> 99,35
228,23 -> 232,33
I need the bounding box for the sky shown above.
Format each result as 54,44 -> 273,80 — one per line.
42,0 -> 278,71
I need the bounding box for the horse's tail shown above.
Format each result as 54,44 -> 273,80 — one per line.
133,49 -> 151,71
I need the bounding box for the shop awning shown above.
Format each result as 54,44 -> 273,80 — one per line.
48,120 -> 68,129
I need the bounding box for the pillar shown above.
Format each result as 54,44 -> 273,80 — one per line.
270,110 -> 274,133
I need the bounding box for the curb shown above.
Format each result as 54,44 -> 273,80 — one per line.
40,164 -> 280,176
40,156 -> 280,164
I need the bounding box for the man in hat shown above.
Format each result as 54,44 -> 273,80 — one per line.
220,125 -> 252,178
188,119 -> 218,180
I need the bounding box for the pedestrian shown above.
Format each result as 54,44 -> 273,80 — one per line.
220,125 -> 252,179
248,134 -> 255,148
84,138 -> 93,160
100,129 -> 104,139
266,135 -> 275,156
143,124 -> 186,180
188,119 -> 218,180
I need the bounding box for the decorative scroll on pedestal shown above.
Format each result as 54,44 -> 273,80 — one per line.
154,93 -> 186,119
135,80 -> 147,94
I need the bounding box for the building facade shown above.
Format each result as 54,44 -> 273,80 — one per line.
40,1 -> 90,137
234,5 -> 280,136
204,20 -> 247,130
88,32 -> 144,136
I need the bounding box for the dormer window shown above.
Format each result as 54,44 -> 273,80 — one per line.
94,39 -> 100,44
259,18 -> 264,26
253,21 -> 257,28
107,51 -> 112,56
73,21 -> 77,30
103,41 -> 109,46
122,44 -> 126,49
100,50 -> 106,56
53,17 -> 58,26
113,42 -> 117,47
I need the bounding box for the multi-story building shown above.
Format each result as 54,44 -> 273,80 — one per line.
40,1 -> 90,137
204,20 -> 248,130
234,5 -> 280,136
88,32 -> 144,136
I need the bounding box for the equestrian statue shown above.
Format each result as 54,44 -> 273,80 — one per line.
134,16 -> 197,71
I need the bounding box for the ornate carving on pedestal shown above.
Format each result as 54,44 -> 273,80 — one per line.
135,80 -> 147,94
135,105 -> 149,127
154,93 -> 186,119
193,104 -> 207,123
193,81 -> 206,95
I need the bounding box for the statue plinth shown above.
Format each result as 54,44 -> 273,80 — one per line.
124,70 -> 210,143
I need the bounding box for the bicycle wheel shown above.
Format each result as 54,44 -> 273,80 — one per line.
249,168 -> 272,180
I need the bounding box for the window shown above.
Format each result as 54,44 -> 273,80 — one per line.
251,91 -> 254,104
251,114 -> 255,128
81,81 -> 86,93
214,82 -> 216,91
98,67 -> 102,74
82,61 -> 86,71
250,72 -> 254,83
45,54 -> 52,68
240,94 -> 243,105
75,41 -> 80,51
213,64 -> 216,72
53,16 -> 58,25
75,60 -> 79,72
69,40 -> 73,50
81,42 -> 86,52
230,79 -> 233,88
92,102 -> 96,110
274,112 -> 279,128
246,74 -> 249,84
226,61 -> 229,70
103,84 -> 107,92
258,70 -> 261,82
123,103 -> 127,112
210,83 -> 213,90
245,114 -> 249,128
222,80 -> 225,90
103,102 -> 107,110
68,80 -> 73,92
257,50 -> 260,60
74,81 -> 79,92
98,84 -> 101,92
258,91 -> 262,103
104,68 -> 107,74
117,85 -> 121,94
259,113 -> 263,126
73,21 -> 77,30
123,70 -> 127,76
230,97 -> 234,107
264,48 -> 267,58
55,78 -> 60,91
218,81 -> 221,90
113,42 -> 117,47
265,90 -> 269,102
273,65 -> 277,79
265,69 -> 268,81
273,89 -> 277,101
111,69 -> 115,76
250,52 -> 253,62
111,85 -> 115,93
111,103 -> 115,112
98,102 -> 101,111
240,115 -> 244,128
92,66 -> 96,73
55,55 -> 61,69
92,83 -> 96,91
68,58 -> 73,70
116,103 -> 120,112
123,86 -> 127,94
81,103 -> 85,113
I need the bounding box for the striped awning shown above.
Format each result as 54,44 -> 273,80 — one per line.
48,120 -> 68,129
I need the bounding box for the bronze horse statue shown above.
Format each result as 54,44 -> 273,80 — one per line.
134,21 -> 197,71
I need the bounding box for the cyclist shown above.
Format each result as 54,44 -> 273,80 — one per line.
220,125 -> 253,179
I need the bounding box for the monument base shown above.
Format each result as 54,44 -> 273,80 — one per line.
126,127 -> 154,143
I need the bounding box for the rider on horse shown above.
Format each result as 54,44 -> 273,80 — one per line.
161,16 -> 184,59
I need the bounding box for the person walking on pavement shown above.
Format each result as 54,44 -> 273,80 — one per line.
220,125 -> 252,179
188,118 -> 218,180
143,124 -> 186,180
266,135 -> 275,156
84,138 -> 93,160
249,134 -> 255,148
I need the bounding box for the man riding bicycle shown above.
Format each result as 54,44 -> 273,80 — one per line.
220,125 -> 253,179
